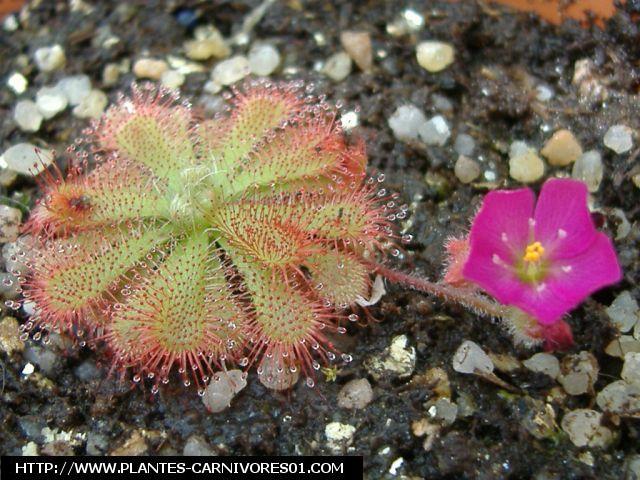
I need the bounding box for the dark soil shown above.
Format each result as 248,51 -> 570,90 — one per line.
1,1 -> 639,478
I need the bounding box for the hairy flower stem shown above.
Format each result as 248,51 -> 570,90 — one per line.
371,263 -> 509,319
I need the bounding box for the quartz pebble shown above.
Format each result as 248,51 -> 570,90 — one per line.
340,31 -> 372,72
36,86 -> 68,119
102,63 -> 123,86
184,25 -> 230,60
325,422 -> 356,452
0,316 -> 23,354
454,155 -> 480,184
509,141 -> 545,183
386,9 -> 425,36
73,90 -> 108,119
605,336 -> 640,358
133,58 -> 169,80
183,435 -> 216,456
365,335 -> 416,380
604,124 -> 634,154
606,291 -> 639,333
572,150 -> 603,192
248,43 -> 280,76
1,143 -> 54,176
56,75 -> 92,106
452,340 -> 493,375
535,85 -> 554,102
558,351 -> 598,396
0,205 -> 22,243
540,129 -> 582,166
322,52 -> 352,82
622,352 -> 640,386
211,56 -> 250,86
454,133 -> 475,156
416,41 -> 455,73
34,44 -> 66,72
7,72 -> 28,94
427,398 -> 458,426
561,409 -> 614,448
388,104 -> 427,141
418,115 -> 450,146
201,370 -> 247,413
14,100 -> 43,132
160,70 -> 185,89
596,380 -> 640,417
523,352 -> 560,379
337,378 -> 374,410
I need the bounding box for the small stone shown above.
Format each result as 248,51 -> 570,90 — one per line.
387,9 -> 425,36
0,205 -> 22,243
184,25 -> 230,60
340,111 -> 359,131
211,56 -> 250,86
24,344 -> 59,376
427,398 -> 458,425
558,351 -> 598,396
431,93 -> 453,112
248,43 -> 280,76
3,14 -> 18,32
102,64 -> 121,87
7,72 -> 28,94
597,380 -> 640,417
604,124 -> 634,154
133,58 -> 169,80
73,90 -> 108,119
606,291 -> 639,333
0,272 -> 20,299
561,409 -> 614,448
535,85 -> 554,102
325,422 -> 356,453
572,150 -> 603,192
523,352 -> 560,379
625,455 -> 640,480
22,442 -> 39,456
203,80 -> 222,95
337,378 -> 374,410
541,129 -> 583,167
109,431 -> 148,456
454,133 -> 475,156
521,397 -> 557,440
622,352 -> 640,386
416,41 -> 455,73
86,432 -> 109,455
605,336 -> 640,358
183,435 -> 216,456
508,141 -> 545,183
418,115 -> 450,146
340,31 -> 372,72
0,317 -> 23,354
13,100 -> 43,132
322,52 -> 352,82
56,75 -> 92,106
572,59 -> 607,103
0,143 -> 55,176
452,340 -> 493,375
35,86 -> 68,119
34,45 -> 66,72
160,70 -> 185,89
202,369 -> 247,412
454,155 -> 480,184
74,360 -> 100,381
388,104 -> 427,142
365,335 -> 416,380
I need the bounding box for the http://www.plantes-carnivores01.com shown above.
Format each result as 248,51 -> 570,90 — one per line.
11,80 -> 621,394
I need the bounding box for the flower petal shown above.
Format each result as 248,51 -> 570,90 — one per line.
512,232 -> 621,324
463,188 -> 535,303
533,178 -> 596,259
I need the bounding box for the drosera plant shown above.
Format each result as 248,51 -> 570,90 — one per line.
10,80 -> 622,395
12,80 -> 402,393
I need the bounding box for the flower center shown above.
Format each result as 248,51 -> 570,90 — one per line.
517,241 -> 547,284
523,241 -> 544,263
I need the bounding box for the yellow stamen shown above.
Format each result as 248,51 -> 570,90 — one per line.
523,241 -> 544,263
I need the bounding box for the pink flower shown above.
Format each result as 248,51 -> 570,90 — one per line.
462,178 -> 621,325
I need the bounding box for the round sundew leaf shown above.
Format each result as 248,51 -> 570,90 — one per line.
305,250 -> 370,308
